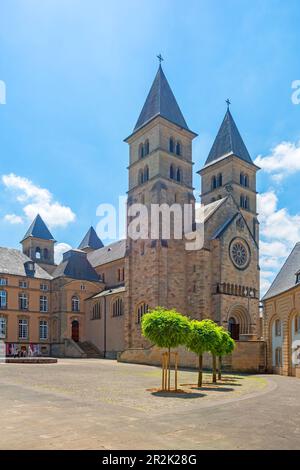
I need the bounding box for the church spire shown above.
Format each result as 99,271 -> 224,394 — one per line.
205,108 -> 254,167
78,226 -> 103,252
133,64 -> 190,133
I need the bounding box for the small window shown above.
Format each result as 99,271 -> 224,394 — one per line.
139,143 -> 144,159
138,169 -> 144,185
296,273 -> 300,285
35,247 -> 41,259
0,278 -> 7,286
175,141 -> 181,156
19,280 -> 28,289
211,176 -> 217,190
217,173 -> 222,187
0,317 -> 7,339
144,165 -> 149,182
39,320 -> 48,340
40,296 -> 48,313
112,298 -> 124,317
169,138 -> 174,153
176,168 -> 182,182
275,319 -> 281,337
19,293 -> 28,311
43,248 -> 49,259
0,290 -> 7,309
92,302 -> 101,320
80,284 -> 85,291
72,296 -> 80,312
137,302 -> 149,324
170,164 -> 175,179
40,283 -> 48,291
144,140 -> 150,156
19,319 -> 28,340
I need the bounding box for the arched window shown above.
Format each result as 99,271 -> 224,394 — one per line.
0,290 -> 7,309
245,196 -> 250,210
244,174 -> 249,187
211,176 -> 217,190
43,248 -> 49,259
0,316 -> 7,339
137,302 -> 149,324
92,302 -> 101,320
139,143 -> 144,159
144,140 -> 150,156
72,296 -> 80,312
240,172 -> 244,185
175,141 -> 181,156
35,247 -> 41,259
112,298 -> 124,317
138,169 -> 144,185
169,138 -> 174,153
295,315 -> 300,333
240,195 -> 246,208
217,173 -> 222,187
176,168 -> 182,182
275,319 -> 281,336
144,165 -> 149,182
170,164 -> 175,179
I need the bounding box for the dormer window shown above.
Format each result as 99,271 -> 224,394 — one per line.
296,271 -> 300,284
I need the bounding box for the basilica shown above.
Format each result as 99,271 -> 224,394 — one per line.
0,65 -> 267,371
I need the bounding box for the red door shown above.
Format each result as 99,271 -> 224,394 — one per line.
72,320 -> 79,342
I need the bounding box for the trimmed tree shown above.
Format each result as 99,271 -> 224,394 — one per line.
141,307 -> 191,391
214,328 -> 235,381
185,319 -> 221,388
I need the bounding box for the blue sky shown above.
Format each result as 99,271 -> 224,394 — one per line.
0,0 -> 300,294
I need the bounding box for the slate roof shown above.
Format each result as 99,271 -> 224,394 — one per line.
87,239 -> 126,268
262,243 -> 300,301
78,227 -> 104,251
0,247 -> 52,279
204,109 -> 254,167
21,214 -> 55,242
133,65 -> 191,133
52,249 -> 100,282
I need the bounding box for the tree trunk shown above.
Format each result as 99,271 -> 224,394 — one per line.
212,354 -> 217,384
198,354 -> 203,388
168,347 -> 171,391
218,356 -> 222,381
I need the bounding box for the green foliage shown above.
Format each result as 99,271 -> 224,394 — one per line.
213,327 -> 235,357
141,307 -> 191,349
185,319 -> 221,356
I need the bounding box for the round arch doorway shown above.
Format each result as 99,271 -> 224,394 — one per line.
71,320 -> 80,342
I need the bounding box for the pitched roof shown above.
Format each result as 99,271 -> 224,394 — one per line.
52,249 -> 100,282
21,214 -> 55,242
87,239 -> 126,268
92,286 -> 126,299
205,109 -> 254,167
78,227 -> 104,251
262,243 -> 300,301
133,65 -> 190,133
0,247 -> 52,279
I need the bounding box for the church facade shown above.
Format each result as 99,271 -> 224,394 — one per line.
0,65 -> 265,370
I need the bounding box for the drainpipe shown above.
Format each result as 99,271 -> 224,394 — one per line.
103,296 -> 107,358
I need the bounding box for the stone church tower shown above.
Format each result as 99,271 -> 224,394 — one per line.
123,64 -> 261,353
124,64 -> 197,348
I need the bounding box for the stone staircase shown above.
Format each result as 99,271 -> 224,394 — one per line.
78,341 -> 103,358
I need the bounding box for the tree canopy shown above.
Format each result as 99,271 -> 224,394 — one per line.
186,319 -> 221,356
141,307 -> 191,349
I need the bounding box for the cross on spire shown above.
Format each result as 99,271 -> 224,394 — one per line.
157,53 -> 164,65
226,98 -> 231,109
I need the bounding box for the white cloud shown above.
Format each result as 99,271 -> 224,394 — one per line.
2,173 -> 76,228
3,213 -> 23,224
255,141 -> 300,181
258,190 -> 300,296
54,242 -> 72,264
